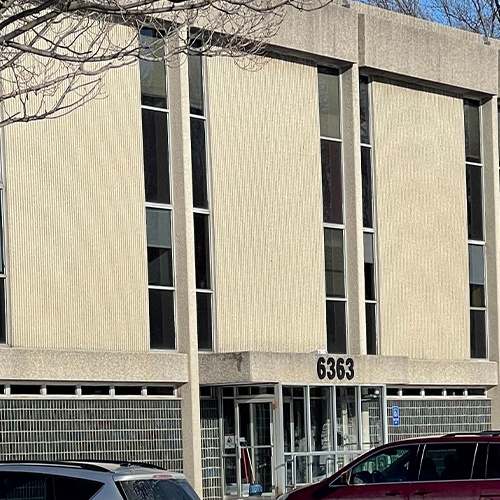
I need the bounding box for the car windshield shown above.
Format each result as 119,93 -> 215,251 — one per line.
118,477 -> 201,500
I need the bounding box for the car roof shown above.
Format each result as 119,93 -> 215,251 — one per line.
379,431 -> 500,448
0,460 -> 186,478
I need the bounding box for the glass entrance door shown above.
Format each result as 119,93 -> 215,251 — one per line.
236,401 -> 274,497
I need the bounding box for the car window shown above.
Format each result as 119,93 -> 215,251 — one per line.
350,445 -> 417,484
53,476 -> 104,500
0,472 -> 104,500
0,472 -> 49,500
118,478 -> 200,500
417,443 -> 476,481
486,443 -> 500,478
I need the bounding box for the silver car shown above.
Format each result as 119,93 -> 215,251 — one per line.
0,461 -> 200,499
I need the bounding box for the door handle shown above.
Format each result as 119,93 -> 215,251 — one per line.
385,492 -> 401,496
413,492 -> 430,496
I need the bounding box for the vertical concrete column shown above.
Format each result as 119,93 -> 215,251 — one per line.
169,51 -> 203,494
482,97 -> 500,427
342,65 -> 366,355
274,384 -> 286,497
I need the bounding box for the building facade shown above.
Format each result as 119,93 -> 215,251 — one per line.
0,2 -> 498,499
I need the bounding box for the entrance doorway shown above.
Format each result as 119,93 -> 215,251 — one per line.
215,384 -> 387,499
223,398 -> 275,498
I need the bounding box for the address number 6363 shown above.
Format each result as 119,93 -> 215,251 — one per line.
316,356 -> 355,381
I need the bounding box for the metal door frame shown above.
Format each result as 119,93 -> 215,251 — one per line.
235,397 -> 275,498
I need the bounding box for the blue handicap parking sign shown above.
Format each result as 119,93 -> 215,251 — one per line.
392,406 -> 400,427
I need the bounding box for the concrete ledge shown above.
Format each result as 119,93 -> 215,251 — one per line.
273,2 -> 498,95
199,351 -> 498,387
0,348 -> 189,383
270,2 -> 358,63
358,8 -> 498,94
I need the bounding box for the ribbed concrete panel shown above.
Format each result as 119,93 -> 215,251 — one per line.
372,82 -> 469,359
3,63 -> 149,351
206,56 -> 325,353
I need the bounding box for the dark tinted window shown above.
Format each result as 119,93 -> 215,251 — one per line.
321,140 -> 343,224
351,445 -> 417,484
359,76 -> 370,145
470,309 -> 487,359
139,29 -> 167,108
188,55 -> 204,116
326,300 -> 346,354
119,478 -> 200,500
149,288 -> 175,349
324,228 -> 345,298
146,208 -> 173,287
473,442 -> 487,479
0,472 -> 48,499
190,118 -> 208,209
194,213 -> 211,289
318,68 -> 340,139
469,244 -> 485,307
142,109 -> 170,204
364,233 -> 375,300
45,385 -> 75,395
464,100 -> 481,163
114,386 -> 143,396
466,164 -> 483,241
196,292 -> 212,351
54,476 -> 104,500
418,443 -> 476,481
365,302 -> 377,355
9,385 -> 40,395
361,146 -> 372,228
486,443 -> 500,478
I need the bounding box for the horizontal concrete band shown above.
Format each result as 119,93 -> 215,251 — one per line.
0,348 -> 189,383
199,351 -> 498,387
269,1 -> 499,95
0,348 -> 495,388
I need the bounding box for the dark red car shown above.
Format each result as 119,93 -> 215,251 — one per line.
281,432 -> 500,499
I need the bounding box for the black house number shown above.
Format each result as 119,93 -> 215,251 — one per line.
316,357 -> 355,381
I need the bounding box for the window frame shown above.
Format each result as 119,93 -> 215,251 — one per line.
140,30 -> 177,351
319,66 -> 348,355
416,442 -> 478,482
360,75 -> 378,355
346,443 -> 419,485
189,50 -> 215,352
464,99 -> 487,360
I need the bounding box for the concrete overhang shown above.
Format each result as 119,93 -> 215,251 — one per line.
268,2 -> 359,64
270,1 -> 499,96
199,351 -> 498,388
0,348 -> 189,384
357,6 -> 498,95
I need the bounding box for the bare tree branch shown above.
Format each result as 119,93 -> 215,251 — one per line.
0,0 -> 333,126
357,0 -> 500,38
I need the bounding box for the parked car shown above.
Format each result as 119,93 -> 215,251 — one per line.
281,431 -> 500,499
0,460 -> 200,500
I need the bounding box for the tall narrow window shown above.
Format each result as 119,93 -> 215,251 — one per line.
140,29 -> 175,349
318,67 -> 347,354
360,76 -> 378,355
464,100 -> 486,359
189,51 -> 213,351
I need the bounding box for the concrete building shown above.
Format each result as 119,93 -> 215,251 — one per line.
0,1 -> 498,499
